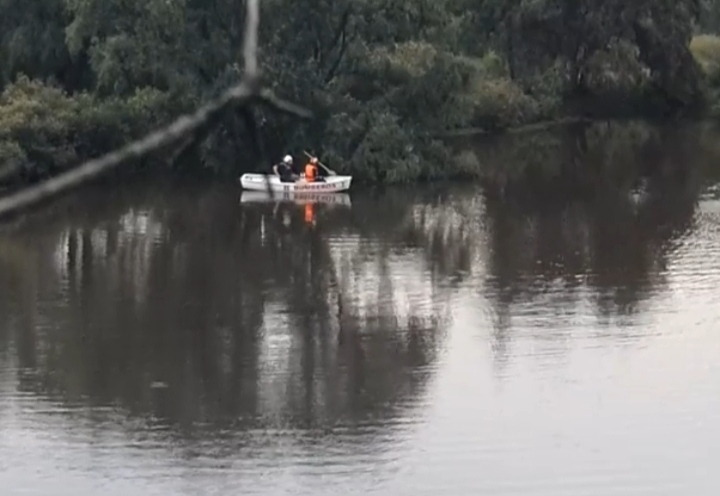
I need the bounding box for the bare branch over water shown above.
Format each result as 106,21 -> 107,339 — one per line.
0,0 -> 309,220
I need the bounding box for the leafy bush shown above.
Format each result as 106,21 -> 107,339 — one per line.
469,50 -> 509,79
75,86 -> 177,156
690,35 -> 720,116
0,75 -> 178,182
691,35 -> 720,84
582,40 -> 651,99
464,77 -> 542,130
361,45 -> 546,132
0,75 -> 80,178
0,140 -> 29,181
345,109 -> 417,183
451,149 -> 482,177
313,45 -> 555,182
382,41 -> 440,79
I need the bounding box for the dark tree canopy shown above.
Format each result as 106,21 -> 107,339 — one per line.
1,0 -> 718,186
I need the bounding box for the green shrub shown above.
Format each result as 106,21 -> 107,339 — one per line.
367,41 -> 440,81
452,149 -> 482,177
691,35 -> 720,84
366,47 -> 545,132
583,40 -> 651,97
0,140 -> 29,182
0,75 -> 178,181
327,108 -> 465,183
464,77 -> 541,130
347,110 -> 418,183
75,87 -> 177,156
394,51 -> 471,129
466,50 -> 509,80
690,35 -> 720,116
0,75 -> 80,177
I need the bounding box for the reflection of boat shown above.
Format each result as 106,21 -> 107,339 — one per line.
241,191 -> 351,206
239,173 -> 352,193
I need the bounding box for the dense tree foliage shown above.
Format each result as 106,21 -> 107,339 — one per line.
1,0 -> 719,184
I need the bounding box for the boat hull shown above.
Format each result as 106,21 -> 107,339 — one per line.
240,191 -> 351,206
239,174 -> 352,193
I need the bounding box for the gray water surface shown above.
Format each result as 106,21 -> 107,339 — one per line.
2,123 -> 720,495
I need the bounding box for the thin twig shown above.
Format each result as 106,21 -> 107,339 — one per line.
257,89 -> 313,118
243,0 -> 259,80
241,0 -> 271,198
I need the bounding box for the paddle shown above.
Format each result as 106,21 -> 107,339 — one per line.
304,150 -> 337,176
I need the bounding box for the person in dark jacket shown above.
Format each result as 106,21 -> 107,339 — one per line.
273,154 -> 298,182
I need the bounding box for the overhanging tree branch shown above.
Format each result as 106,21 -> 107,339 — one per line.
324,7 -> 351,84
0,0 -> 310,219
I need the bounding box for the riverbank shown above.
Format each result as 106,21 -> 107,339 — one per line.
2,87 -> 719,190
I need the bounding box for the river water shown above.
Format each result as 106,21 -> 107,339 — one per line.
2,121 -> 720,495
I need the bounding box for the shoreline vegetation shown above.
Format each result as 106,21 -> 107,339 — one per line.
3,1 -> 720,187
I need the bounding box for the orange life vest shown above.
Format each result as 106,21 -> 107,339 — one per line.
305,162 -> 317,182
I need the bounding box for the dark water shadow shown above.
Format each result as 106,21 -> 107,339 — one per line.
0,178 -> 455,454
473,120 -> 714,368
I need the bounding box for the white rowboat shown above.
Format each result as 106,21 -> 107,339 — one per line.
239,173 -> 352,193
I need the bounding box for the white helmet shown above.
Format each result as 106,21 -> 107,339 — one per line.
283,155 -> 292,164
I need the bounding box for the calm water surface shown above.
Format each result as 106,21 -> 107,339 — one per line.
2,123 -> 720,495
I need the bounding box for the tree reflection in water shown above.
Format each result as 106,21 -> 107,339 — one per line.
475,120 -> 714,368
0,178 -> 453,443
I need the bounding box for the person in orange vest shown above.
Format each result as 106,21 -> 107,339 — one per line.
304,157 -> 319,183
